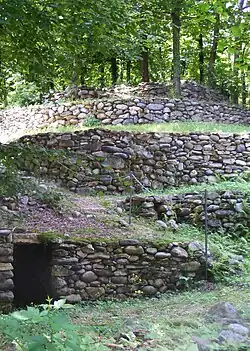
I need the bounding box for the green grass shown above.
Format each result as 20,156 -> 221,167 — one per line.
105,121 -> 250,134
2,284 -> 250,350
68,284 -> 250,350
144,178 -> 250,197
32,121 -> 250,136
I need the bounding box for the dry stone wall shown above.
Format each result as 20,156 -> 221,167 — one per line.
44,81 -> 230,103
51,239 -> 206,302
0,88 -> 249,143
14,129 -> 250,194
119,191 -> 250,233
0,230 -> 14,312
0,232 -> 207,309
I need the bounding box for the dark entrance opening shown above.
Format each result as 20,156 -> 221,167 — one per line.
13,244 -> 52,307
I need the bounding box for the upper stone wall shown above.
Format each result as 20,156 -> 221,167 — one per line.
0,81 -> 249,143
0,97 -> 249,144
43,81 -> 229,103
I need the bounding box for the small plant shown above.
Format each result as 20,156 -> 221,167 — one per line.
36,188 -> 66,211
176,276 -> 194,290
0,298 -> 109,350
83,115 -> 101,127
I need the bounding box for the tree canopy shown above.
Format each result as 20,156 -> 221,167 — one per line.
0,0 -> 249,105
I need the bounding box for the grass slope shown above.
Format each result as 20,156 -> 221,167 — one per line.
144,179 -> 250,197
31,121 -> 250,136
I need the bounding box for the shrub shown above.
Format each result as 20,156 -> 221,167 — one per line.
6,74 -> 41,106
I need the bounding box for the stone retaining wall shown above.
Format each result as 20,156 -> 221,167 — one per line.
0,233 -> 206,309
119,191 -> 250,233
0,230 -> 14,312
0,92 -> 249,143
51,239 -> 206,302
44,81 -> 229,103
10,129 -> 250,193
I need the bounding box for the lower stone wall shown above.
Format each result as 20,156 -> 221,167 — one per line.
0,230 -> 14,312
51,239 -> 206,302
119,191 -> 250,232
0,233 -> 206,309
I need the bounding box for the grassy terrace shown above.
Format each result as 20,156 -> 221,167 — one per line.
1,281 -> 250,350
34,121 -> 250,135
143,179 -> 250,197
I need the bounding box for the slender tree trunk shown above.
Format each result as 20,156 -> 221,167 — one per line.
141,50 -> 149,82
99,63 -> 105,88
126,60 -> 131,83
241,71 -> 247,106
120,61 -> 124,82
0,55 -> 7,106
208,13 -> 220,88
232,49 -> 240,104
198,33 -> 204,84
171,10 -> 181,97
111,57 -> 118,85
80,65 -> 87,85
232,0 -> 244,104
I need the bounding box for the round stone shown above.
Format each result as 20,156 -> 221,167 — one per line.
142,285 -> 157,296
171,247 -> 188,259
124,246 -> 144,255
81,271 -> 97,283
155,252 -> 171,259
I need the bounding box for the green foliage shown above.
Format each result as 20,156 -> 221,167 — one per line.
36,188 -> 65,211
37,231 -> 63,244
83,115 -> 101,128
0,298 -> 108,351
209,234 -> 250,283
6,74 -> 41,107
0,0 -> 248,104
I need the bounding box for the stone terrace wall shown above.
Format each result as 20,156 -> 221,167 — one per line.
1,95 -> 249,143
13,130 -> 250,193
51,239 -> 206,302
44,81 -> 229,103
0,233 -> 206,308
0,230 -> 14,312
119,191 -> 250,232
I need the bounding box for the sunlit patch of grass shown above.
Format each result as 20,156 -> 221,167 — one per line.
12,121 -> 250,142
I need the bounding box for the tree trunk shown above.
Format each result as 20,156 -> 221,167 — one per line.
99,63 -> 105,88
111,57 -> 118,85
141,50 -> 149,82
208,13 -> 220,88
80,65 -> 87,85
232,49 -> 240,104
241,71 -> 247,106
0,55 -> 7,106
171,10 -> 181,97
198,33 -> 204,84
120,61 -> 124,82
126,60 -> 131,83
232,0 -> 245,104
